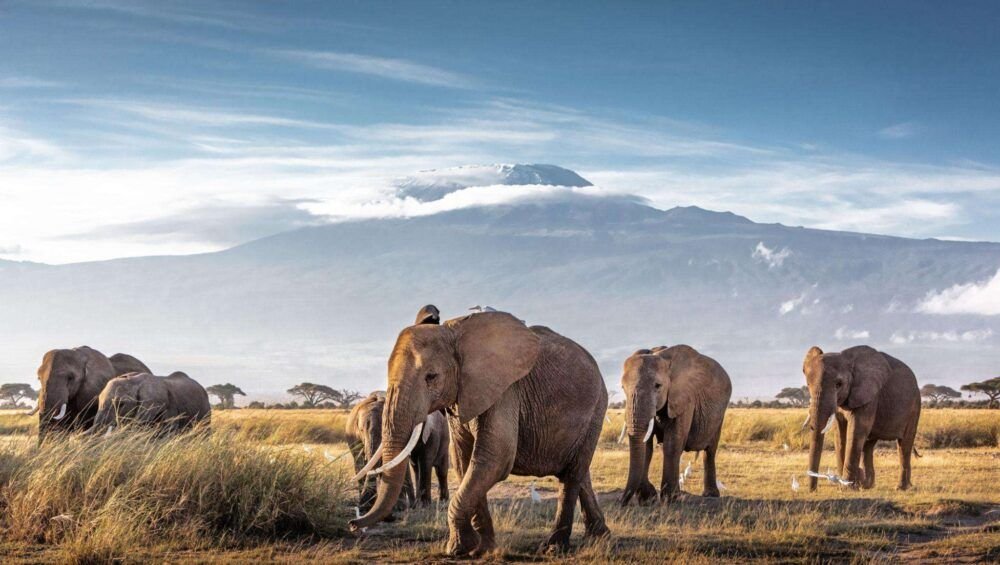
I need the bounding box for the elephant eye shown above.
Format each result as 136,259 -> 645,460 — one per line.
654,383 -> 662,389
425,373 -> 438,384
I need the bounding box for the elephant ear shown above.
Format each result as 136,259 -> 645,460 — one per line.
845,347 -> 891,409
661,355 -> 693,419
802,346 -> 824,374
452,312 -> 540,424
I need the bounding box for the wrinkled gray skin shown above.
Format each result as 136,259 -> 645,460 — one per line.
108,353 -> 151,377
346,391 -> 416,515
349,311 -> 610,556
410,409 -> 450,505
36,346 -> 149,441
803,345 -> 921,491
620,345 -> 732,505
92,372 -> 211,434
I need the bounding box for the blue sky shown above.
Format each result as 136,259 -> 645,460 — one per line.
2,1 -> 1000,263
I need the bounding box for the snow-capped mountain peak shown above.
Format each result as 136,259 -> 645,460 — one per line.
394,163 -> 592,202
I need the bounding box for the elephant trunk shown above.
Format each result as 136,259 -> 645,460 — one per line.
349,389 -> 425,533
38,386 -> 69,441
621,435 -> 649,506
807,400 -> 835,491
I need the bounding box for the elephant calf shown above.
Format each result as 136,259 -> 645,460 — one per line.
803,345 -> 921,490
620,345 -> 732,505
92,372 -> 211,433
347,391 -> 449,515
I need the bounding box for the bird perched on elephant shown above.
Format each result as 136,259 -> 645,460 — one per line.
802,345 -> 921,491
36,346 -> 151,440
91,371 -> 211,434
619,345 -> 732,505
349,310 -> 610,556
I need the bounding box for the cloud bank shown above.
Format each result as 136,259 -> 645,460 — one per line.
917,269 -> 1000,316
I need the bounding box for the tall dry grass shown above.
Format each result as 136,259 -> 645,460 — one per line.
212,409 -> 350,445
0,426 -> 352,562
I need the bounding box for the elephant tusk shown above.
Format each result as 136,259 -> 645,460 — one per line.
350,444 -> 384,482
821,414 -> 835,434
801,413 -> 810,430
52,404 -> 67,421
642,418 -> 655,443
368,423 -> 424,477
617,422 -> 627,444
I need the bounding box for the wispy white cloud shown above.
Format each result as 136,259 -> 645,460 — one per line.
0,76 -> 65,88
63,99 -> 339,130
269,50 -> 477,89
890,328 -> 993,344
917,269 -> 1000,316
878,121 -> 921,139
779,294 -> 805,315
834,327 -> 870,340
752,241 -> 791,269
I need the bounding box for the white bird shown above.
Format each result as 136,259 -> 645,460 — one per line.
806,469 -> 852,486
354,506 -> 361,519
469,305 -> 498,313
682,460 -> 693,481
605,415 -> 612,423
716,480 -> 728,491
529,481 -> 542,504
302,444 -> 313,454
791,475 -> 800,492
50,513 -> 74,524
782,443 -> 790,452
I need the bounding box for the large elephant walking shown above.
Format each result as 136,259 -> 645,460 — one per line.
348,311 -> 609,556
91,371 -> 211,433
36,346 -> 150,439
619,345 -> 732,505
803,345 -> 921,490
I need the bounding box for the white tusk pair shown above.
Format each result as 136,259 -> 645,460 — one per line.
821,414 -> 836,434
642,418 -> 655,443
52,403 -> 67,421
351,444 -> 384,482
368,422 -> 425,477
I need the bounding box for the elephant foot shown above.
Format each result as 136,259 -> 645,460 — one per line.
583,521 -> 611,541
637,481 -> 658,504
469,537 -> 497,558
446,522 -> 480,557
896,482 -> 912,491
538,529 -> 572,555
701,488 -> 721,498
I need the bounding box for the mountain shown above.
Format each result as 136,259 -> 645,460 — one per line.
395,163 -> 592,202
2,166 -> 998,401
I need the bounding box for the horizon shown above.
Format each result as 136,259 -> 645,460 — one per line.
3,2 -> 1000,264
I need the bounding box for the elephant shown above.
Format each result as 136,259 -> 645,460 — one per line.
803,345 -> 921,491
92,371 -> 211,433
348,310 -> 610,556
109,353 -> 151,377
348,391 -> 450,511
619,345 -> 732,505
415,304 -> 441,325
36,346 -> 150,439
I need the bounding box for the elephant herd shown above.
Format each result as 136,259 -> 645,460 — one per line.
30,306 -> 922,556
344,305 -> 922,556
35,346 -> 211,439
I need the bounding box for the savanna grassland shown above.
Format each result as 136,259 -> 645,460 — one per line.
0,408 -> 996,564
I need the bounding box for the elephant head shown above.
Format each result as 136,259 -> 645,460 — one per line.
349,311 -> 539,532
802,345 -> 890,490
620,346 -> 695,504
346,391 -> 388,512
37,347 -> 115,438
92,373 -> 168,432
414,304 -> 440,325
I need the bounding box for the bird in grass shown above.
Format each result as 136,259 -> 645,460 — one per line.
782,443 -> 790,452
791,475 -> 800,492
716,480 -> 728,491
302,444 -> 313,454
806,470 -> 853,486
529,482 -> 542,504
682,460 -> 693,481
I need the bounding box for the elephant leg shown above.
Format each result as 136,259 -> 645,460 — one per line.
418,453 -> 434,506
702,441 -> 720,498
436,461 -> 450,502
862,439 -> 877,489
897,434 -> 915,490
637,436 -> 657,503
469,496 -> 495,557
659,437 -> 684,502
540,476 -> 581,553
843,409 -> 873,488
578,471 -> 610,539
834,413 -> 848,477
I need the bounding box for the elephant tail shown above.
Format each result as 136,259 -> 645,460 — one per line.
912,447 -> 922,458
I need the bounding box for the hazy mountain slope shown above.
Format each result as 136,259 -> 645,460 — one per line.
1,171 -> 998,401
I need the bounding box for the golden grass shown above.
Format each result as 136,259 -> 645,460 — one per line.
0,408 -> 996,563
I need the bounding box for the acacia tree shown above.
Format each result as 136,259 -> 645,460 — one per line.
775,386 -> 810,407
333,389 -> 362,409
961,377 -> 1000,409
287,383 -> 338,407
0,383 -> 37,408
919,384 -> 962,404
206,384 -> 246,409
